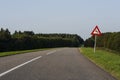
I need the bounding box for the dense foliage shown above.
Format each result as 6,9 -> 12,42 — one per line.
0,28 -> 84,52
84,32 -> 120,52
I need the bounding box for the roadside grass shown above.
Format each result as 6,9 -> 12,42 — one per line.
0,48 -> 51,57
80,47 -> 120,80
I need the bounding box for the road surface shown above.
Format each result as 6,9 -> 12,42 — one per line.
0,48 -> 116,80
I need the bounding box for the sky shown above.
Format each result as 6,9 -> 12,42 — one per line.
0,0 -> 120,40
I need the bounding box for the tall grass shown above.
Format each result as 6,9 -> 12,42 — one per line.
80,48 -> 120,80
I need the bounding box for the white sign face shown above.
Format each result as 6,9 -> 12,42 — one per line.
93,28 -> 99,34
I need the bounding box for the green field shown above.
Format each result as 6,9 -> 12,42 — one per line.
0,48 -> 51,57
80,48 -> 120,80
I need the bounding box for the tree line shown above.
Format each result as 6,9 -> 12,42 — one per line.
84,32 -> 120,52
0,28 -> 84,52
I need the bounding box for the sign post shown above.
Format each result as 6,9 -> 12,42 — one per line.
94,35 -> 97,53
91,25 -> 102,53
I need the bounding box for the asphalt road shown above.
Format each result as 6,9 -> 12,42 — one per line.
0,48 -> 116,80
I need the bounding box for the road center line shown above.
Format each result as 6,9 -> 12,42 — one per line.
46,50 -> 56,55
0,56 -> 42,77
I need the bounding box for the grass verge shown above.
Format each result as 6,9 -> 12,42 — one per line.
80,47 -> 120,80
0,48 -> 51,57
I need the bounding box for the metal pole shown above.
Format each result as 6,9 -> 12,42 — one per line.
94,35 -> 97,53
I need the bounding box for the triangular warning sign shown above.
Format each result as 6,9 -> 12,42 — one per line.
91,25 -> 102,36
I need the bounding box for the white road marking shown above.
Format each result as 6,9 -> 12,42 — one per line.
0,56 -> 42,77
46,50 -> 56,55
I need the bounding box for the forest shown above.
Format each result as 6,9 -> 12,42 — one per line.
84,32 -> 120,52
0,28 -> 84,52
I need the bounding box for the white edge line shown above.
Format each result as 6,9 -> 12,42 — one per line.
46,50 -> 56,55
0,56 -> 42,77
